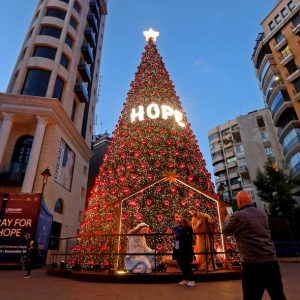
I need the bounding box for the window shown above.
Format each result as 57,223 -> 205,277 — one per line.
210,142 -> 222,151
65,34 -> 73,48
21,69 -> 51,97
60,53 -> 69,69
8,135 -> 33,182
73,1 -> 81,13
292,14 -> 300,27
286,60 -> 298,75
268,21 -> 275,30
208,132 -> 220,143
235,144 -> 245,156
46,8 -> 66,20
264,74 -> 279,100
226,156 -> 237,164
274,32 -> 285,44
39,25 -> 61,39
281,8 -> 288,17
238,158 -> 247,167
54,198 -> 64,214
52,76 -> 64,100
264,147 -> 273,157
214,162 -> 225,169
222,129 -> 230,136
256,117 -> 265,128
281,46 -> 292,59
282,128 -> 300,152
230,177 -> 241,185
270,91 -> 284,113
293,77 -> 300,93
33,46 -> 56,60
71,100 -> 77,121
289,152 -> 300,175
288,1 -> 295,11
260,130 -> 269,141
69,16 -> 77,30
222,192 -> 230,201
275,15 -> 282,24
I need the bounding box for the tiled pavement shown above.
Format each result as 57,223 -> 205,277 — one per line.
0,263 -> 299,300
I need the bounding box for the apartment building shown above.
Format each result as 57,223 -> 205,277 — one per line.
0,0 -> 107,240
208,109 -> 285,211
252,0 -> 300,201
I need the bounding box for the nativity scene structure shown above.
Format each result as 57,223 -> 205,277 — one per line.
72,29 -> 237,275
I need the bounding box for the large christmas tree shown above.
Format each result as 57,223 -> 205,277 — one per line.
73,29 -> 227,270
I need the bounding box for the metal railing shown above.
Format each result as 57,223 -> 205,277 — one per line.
48,232 -> 240,274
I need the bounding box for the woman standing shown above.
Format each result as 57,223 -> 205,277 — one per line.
23,240 -> 37,278
177,219 -> 195,287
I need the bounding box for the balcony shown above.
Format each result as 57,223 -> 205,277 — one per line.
210,144 -> 222,154
290,163 -> 300,180
90,0 -> 100,19
280,52 -> 293,66
215,175 -> 227,185
74,81 -> 89,103
292,15 -> 300,35
229,171 -> 239,179
277,120 -> 300,141
81,44 -> 94,64
283,135 -> 300,155
274,37 -> 287,52
230,182 -> 242,190
85,28 -> 96,48
87,13 -> 98,32
239,165 -> 248,173
213,163 -> 226,176
212,153 -> 224,165
78,61 -> 91,82
294,90 -> 300,101
287,69 -> 300,83
227,161 -> 237,169
273,102 -> 293,126
225,150 -> 235,159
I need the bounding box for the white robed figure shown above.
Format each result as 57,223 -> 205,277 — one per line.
124,222 -> 156,273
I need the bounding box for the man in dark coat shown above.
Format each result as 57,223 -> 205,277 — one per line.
222,191 -> 286,300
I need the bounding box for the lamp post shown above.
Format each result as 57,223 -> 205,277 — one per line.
41,167 -> 51,194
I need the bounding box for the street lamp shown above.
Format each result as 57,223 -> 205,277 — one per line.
41,167 -> 52,194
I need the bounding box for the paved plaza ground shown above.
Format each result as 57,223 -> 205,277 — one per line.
0,263 -> 299,300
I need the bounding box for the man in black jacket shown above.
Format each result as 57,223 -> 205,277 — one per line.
222,191 -> 286,300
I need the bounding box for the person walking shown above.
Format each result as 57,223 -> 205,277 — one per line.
177,219 -> 195,287
23,240 -> 37,278
222,191 -> 286,300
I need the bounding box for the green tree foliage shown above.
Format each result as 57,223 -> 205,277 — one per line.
254,162 -> 295,219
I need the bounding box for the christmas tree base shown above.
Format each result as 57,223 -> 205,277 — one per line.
47,268 -> 241,283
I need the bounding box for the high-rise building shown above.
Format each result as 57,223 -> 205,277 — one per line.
252,0 -> 300,200
86,131 -> 111,201
0,0 -> 107,241
208,108 -> 285,211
